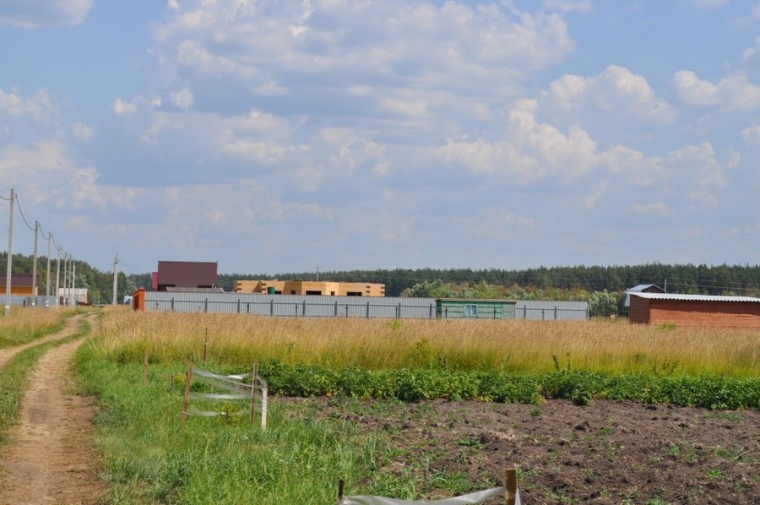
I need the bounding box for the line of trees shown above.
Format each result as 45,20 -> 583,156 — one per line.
218,263 -> 760,298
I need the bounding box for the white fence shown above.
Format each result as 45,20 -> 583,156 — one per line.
181,364 -> 268,430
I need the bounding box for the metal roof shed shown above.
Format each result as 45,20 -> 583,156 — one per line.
628,292 -> 760,328
436,299 -> 516,320
624,284 -> 665,307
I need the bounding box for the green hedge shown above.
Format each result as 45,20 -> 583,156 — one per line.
256,360 -> 760,410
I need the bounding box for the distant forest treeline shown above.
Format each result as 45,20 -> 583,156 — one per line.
210,263 -> 760,298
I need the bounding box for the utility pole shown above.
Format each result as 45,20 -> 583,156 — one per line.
46,233 -> 51,302
112,253 -> 119,305
55,246 -> 61,308
5,188 -> 14,317
32,220 -> 38,305
71,257 -> 76,305
62,254 -> 68,307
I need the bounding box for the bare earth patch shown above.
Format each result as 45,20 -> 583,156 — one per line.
283,396 -> 760,504
0,314 -> 105,505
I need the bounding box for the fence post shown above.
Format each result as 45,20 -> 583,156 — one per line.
142,349 -> 149,385
203,328 -> 208,365
335,300 -> 338,317
204,298 -> 208,313
270,299 -> 274,316
303,299 -> 307,317
505,467 -> 518,505
295,304 -> 298,316
554,306 -> 558,320
181,363 -> 194,425
345,305 -> 349,318
237,299 -> 241,314
249,363 -> 258,425
366,300 -> 370,318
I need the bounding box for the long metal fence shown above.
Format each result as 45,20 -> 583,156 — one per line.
140,292 -> 588,321
4,295 -> 59,308
515,301 -> 589,321
143,292 -> 438,319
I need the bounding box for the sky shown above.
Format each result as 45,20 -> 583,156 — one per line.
1,0 -> 759,276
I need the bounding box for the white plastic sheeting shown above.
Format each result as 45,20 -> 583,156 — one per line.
339,486 -> 521,505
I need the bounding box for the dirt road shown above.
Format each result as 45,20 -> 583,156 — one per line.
0,314 -> 105,505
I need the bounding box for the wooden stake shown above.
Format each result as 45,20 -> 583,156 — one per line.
142,349 -> 149,385
337,479 -> 345,505
181,363 -> 194,424
505,467 -> 517,505
203,327 -> 208,365
249,363 -> 258,424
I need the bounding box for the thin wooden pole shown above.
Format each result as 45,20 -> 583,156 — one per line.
337,479 -> 345,505
142,349 -> 149,385
203,328 -> 208,365
181,363 -> 194,424
249,363 -> 258,424
505,467 -> 517,505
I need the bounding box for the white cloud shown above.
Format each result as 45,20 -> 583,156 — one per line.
542,0 -> 593,14
628,202 -> 673,216
673,71 -> 760,111
0,88 -> 58,124
0,0 -> 92,29
169,88 -> 194,110
149,0 -> 574,99
71,122 -> 92,141
544,65 -> 677,123
741,125 -> 760,142
113,98 -> 138,115
252,81 -> 288,96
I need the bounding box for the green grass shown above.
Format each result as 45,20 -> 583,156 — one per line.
0,315 -> 90,445
75,347 -> 513,504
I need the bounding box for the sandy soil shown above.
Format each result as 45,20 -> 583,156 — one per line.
285,396 -> 760,504
0,314 -> 105,505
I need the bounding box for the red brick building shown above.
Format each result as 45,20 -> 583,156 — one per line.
155,261 -> 219,291
628,292 -> 760,328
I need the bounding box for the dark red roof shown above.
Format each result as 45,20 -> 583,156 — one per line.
0,273 -> 34,288
156,261 -> 218,290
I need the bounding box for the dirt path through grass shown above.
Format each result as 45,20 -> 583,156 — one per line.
0,313 -> 105,505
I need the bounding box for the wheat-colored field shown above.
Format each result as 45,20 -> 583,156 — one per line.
94,308 -> 760,377
0,307 -> 66,347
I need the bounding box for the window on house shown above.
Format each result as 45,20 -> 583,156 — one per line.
465,305 -> 478,317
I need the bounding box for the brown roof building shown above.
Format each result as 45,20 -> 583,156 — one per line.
0,273 -> 37,296
155,261 -> 219,292
628,292 -> 760,328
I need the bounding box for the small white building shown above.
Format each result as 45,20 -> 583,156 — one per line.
58,288 -> 89,306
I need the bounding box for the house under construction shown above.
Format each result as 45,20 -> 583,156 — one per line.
234,280 -> 385,297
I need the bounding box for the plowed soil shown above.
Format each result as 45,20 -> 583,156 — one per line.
0,314 -> 105,505
285,396 -> 760,504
